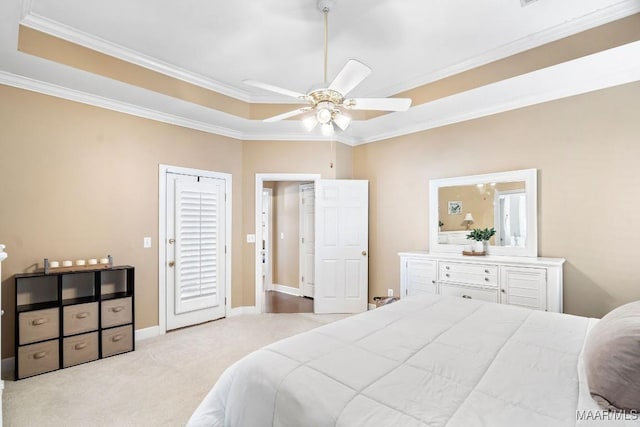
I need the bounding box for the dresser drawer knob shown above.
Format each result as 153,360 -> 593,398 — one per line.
484,269 -> 490,274
462,295 -> 472,299
112,334 -> 123,342
484,277 -> 490,282
445,273 -> 450,278
445,266 -> 450,270
33,351 -> 47,360
31,318 -> 46,326
74,342 -> 88,350
501,289 -> 506,293
431,280 -> 436,284
76,312 -> 90,319
111,306 -> 125,313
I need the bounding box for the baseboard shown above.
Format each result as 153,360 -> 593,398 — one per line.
229,306 -> 258,316
272,284 -> 301,297
135,325 -> 160,342
368,303 -> 376,310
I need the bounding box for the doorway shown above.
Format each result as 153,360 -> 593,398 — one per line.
262,180 -> 315,313
255,175 -> 370,314
255,174 -> 321,313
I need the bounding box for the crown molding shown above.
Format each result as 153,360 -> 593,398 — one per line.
3,37 -> 639,148
18,12 -> 268,103
19,12 -> 308,105
371,0 -> 640,98
0,70 -> 356,144
0,70 -> 244,139
355,40 -> 640,145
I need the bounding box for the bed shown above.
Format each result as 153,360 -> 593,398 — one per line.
187,294 -> 637,426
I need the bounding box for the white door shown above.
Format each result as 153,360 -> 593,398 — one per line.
166,173 -> 226,330
299,183 -> 315,298
314,180 -> 369,313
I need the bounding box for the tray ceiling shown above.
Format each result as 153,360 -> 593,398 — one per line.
1,0 -> 640,144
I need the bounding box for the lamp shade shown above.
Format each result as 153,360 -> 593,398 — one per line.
463,213 -> 474,222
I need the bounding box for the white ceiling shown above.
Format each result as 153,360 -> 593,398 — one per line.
1,0 -> 640,144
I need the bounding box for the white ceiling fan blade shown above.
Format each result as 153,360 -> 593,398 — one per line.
243,79 -> 308,100
345,97 -> 412,111
263,107 -> 312,123
328,59 -> 372,96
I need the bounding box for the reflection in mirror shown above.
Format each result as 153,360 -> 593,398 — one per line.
438,182 -> 526,247
429,168 -> 538,257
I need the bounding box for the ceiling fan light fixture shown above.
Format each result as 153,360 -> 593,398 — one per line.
332,112 -> 351,131
302,115 -> 319,132
316,102 -> 334,124
321,122 -> 334,136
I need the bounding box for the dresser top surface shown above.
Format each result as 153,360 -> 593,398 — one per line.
398,251 -> 565,267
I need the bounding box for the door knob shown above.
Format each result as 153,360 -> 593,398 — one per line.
168,261 -> 175,267
362,250 -> 367,256
168,238 -> 175,244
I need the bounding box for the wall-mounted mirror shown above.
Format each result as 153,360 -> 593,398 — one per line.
429,168 -> 538,257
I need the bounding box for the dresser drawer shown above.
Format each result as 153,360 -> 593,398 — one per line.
18,340 -> 59,379
102,325 -> 133,357
63,302 -> 99,336
19,308 -> 60,345
101,297 -> 132,328
439,262 -> 498,287
440,283 -> 499,303
63,332 -> 99,368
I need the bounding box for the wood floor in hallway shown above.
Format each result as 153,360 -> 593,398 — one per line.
265,290 -> 314,313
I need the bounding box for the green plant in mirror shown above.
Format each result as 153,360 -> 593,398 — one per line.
466,227 -> 496,242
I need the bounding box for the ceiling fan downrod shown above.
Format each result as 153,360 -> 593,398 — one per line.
318,0 -> 334,84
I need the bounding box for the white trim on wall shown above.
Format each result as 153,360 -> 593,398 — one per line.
272,284 -> 302,297
229,306 -> 259,316
158,164 -> 233,335
254,174 -> 321,314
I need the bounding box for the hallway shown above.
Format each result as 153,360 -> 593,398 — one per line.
265,290 -> 313,313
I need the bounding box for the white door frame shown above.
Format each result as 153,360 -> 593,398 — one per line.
159,164 -> 232,335
255,173 -> 321,313
262,187 -> 273,292
299,183 -> 315,298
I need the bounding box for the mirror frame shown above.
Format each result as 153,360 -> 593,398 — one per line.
429,168 -> 538,257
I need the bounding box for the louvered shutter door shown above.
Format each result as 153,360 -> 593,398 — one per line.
174,179 -> 225,314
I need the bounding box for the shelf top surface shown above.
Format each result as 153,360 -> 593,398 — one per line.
14,265 -> 134,279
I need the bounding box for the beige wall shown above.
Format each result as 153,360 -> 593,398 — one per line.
0,85 -> 244,358
354,81 -> 640,319
3,77 -> 639,356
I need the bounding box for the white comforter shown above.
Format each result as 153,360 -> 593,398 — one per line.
188,294 -> 616,427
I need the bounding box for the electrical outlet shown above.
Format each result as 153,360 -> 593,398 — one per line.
143,237 -> 152,248
387,288 -> 393,297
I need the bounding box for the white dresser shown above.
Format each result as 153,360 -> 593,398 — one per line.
399,251 -> 564,313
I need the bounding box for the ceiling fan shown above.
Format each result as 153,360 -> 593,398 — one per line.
243,0 -> 412,136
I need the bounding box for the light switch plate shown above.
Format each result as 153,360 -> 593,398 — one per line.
143,237 -> 152,248
247,234 -> 256,243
